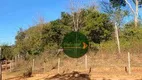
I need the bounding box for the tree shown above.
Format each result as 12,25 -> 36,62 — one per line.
81,7 -> 114,44
41,19 -> 71,50
14,28 -> 27,56
123,21 -> 142,40
69,0 -> 87,31
101,1 -> 129,26
14,26 -> 44,58
101,1 -> 129,54
1,44 -> 13,60
110,0 -> 142,28
13,6 -> 114,56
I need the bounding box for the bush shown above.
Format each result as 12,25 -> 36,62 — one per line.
23,67 -> 32,78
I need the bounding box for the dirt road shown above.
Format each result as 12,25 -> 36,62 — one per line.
3,67 -> 142,80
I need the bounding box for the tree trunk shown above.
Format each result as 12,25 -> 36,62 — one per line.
115,23 -> 121,54
70,0 -> 81,32
73,13 -> 77,31
135,0 -> 139,28
124,0 -> 138,28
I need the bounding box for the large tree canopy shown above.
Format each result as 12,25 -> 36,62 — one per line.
109,0 -> 142,28
81,7 -> 114,43
1,45 -> 14,60
110,0 -> 126,8
13,7 -> 114,56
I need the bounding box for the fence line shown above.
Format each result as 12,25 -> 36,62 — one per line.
128,52 -> 131,74
58,58 -> 60,74
32,59 -> 35,72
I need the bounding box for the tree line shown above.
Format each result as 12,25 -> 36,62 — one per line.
1,0 -> 142,60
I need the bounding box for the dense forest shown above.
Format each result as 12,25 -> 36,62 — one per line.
1,0 -> 142,60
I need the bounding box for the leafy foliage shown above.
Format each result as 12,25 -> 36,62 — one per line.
13,7 -> 114,56
110,0 -> 142,8
1,44 -> 14,59
132,0 -> 142,7
14,26 -> 43,57
101,1 -> 129,26
122,21 -> 142,40
110,0 -> 126,8
41,19 -> 72,49
81,7 -> 114,43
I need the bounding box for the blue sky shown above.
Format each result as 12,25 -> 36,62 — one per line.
0,0 -> 70,45
0,0 -> 142,45
0,0 -> 95,45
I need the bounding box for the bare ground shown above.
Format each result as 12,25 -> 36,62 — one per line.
2,52 -> 142,80
3,67 -> 142,80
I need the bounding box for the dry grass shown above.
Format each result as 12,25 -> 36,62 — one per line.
2,49 -> 142,80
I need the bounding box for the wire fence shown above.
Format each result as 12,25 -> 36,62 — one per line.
2,51 -> 142,75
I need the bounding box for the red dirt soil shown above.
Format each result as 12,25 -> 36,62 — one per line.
3,67 -> 142,80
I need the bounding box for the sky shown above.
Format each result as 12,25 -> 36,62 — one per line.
0,0 -> 95,45
0,0 -> 70,45
0,0 -> 142,45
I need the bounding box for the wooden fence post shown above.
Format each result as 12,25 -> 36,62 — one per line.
32,59 -> 35,72
44,62 -> 45,73
12,59 -> 14,70
128,52 -> 131,74
5,60 -> 7,71
17,54 -> 19,61
85,54 -> 88,70
0,47 -> 2,80
14,56 -> 17,68
10,60 -> 12,72
58,58 -> 60,74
